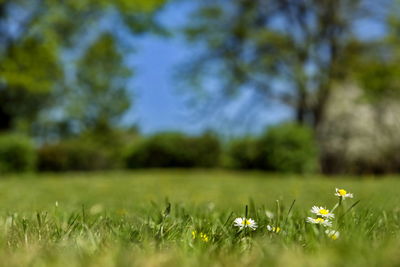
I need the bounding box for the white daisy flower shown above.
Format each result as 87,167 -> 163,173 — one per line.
335,188 -> 353,199
310,206 -> 335,219
306,217 -> 332,227
266,225 -> 281,233
325,229 -> 340,240
233,217 -> 257,230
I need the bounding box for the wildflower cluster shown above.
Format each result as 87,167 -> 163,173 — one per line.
190,187 -> 355,243
306,187 -> 354,240
307,206 -> 334,227
192,230 -> 209,242
266,225 -> 281,233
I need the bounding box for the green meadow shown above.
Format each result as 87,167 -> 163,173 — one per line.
0,170 -> 399,266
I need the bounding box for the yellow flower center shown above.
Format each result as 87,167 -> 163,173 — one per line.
338,189 -> 347,196
315,218 -> 325,223
330,234 -> 338,240
319,209 -> 329,215
242,220 -> 251,225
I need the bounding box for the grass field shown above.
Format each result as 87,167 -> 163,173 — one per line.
0,170 -> 399,266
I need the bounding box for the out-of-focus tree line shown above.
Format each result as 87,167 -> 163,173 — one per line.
1,0 -> 400,175
182,0 -> 400,174
0,0 -> 164,173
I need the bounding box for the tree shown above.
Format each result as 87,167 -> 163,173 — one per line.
0,0 -> 166,133
183,0 -> 385,130
66,33 -> 132,133
0,0 -> 63,130
354,4 -> 400,103
0,38 -> 61,130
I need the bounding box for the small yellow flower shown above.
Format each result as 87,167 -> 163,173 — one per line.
325,230 -> 340,240
267,225 -> 281,233
192,231 -> 209,242
199,232 -> 209,242
192,230 -> 197,240
335,188 -> 353,199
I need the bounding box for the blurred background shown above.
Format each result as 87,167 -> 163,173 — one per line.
0,0 -> 399,175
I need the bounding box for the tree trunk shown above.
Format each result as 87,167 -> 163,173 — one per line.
295,94 -> 307,125
294,83 -> 309,126
0,107 -> 12,131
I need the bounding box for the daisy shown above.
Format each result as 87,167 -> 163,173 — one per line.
335,188 -> 353,199
325,229 -> 340,240
310,206 -> 335,219
306,217 -> 332,227
266,225 -> 281,233
233,217 -> 258,230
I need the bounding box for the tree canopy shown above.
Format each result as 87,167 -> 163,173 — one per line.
183,0 -> 390,130
0,0 -> 166,133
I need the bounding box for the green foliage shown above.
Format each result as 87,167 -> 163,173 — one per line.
193,133 -> 221,167
259,123 -> 318,173
38,139 -> 118,172
0,87 -> 51,131
0,38 -> 61,130
37,128 -> 140,172
353,13 -> 400,103
125,132 -> 221,168
225,124 -> 318,173
0,0 -> 166,133
0,38 -> 61,94
0,133 -> 36,173
52,0 -> 166,13
356,62 -> 400,101
226,138 -> 261,169
112,0 -> 166,13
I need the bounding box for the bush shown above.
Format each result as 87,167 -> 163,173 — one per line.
259,123 -> 318,173
37,139 -> 119,172
125,132 -> 221,168
226,138 -> 261,169
189,133 -> 221,167
0,133 -> 36,173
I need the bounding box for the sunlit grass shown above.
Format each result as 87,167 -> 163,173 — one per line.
0,170 -> 399,266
